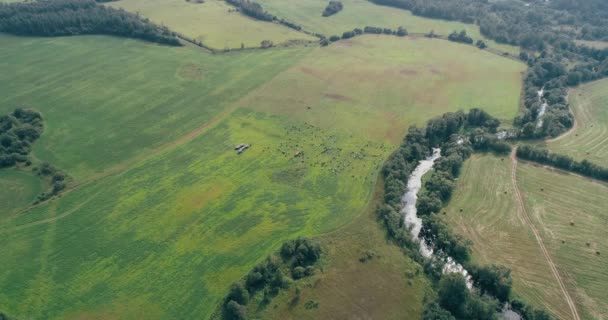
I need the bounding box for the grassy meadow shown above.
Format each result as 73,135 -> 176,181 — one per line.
0,170 -> 43,215
107,0 -> 317,49
544,78 -> 608,167
238,35 -> 525,145
443,154 -> 608,320
0,34 -> 310,181
0,34 -> 524,319
255,0 -> 519,54
517,162 -> 608,320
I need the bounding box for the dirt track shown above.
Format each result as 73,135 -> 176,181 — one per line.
510,147 -> 580,320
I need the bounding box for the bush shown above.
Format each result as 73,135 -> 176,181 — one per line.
342,31 -> 355,39
224,300 -> 247,320
322,0 -> 343,17
329,35 -> 340,42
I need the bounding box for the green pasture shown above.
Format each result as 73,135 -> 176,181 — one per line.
518,162 -> 608,320
107,0 -> 317,49
0,34 -> 310,181
0,170 -> 43,215
239,35 -> 525,144
255,0 -> 519,54
544,78 -> 608,167
0,34 -> 524,319
442,154 -> 572,319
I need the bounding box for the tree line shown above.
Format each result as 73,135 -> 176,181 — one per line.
0,0 -> 180,45
217,238 -> 321,320
225,0 -> 274,21
377,109 -> 553,319
321,25 -> 407,46
516,144 -> 608,182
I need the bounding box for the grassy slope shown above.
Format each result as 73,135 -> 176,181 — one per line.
107,0 -> 316,49
544,78 -> 608,167
0,35 -> 310,181
443,154 -> 608,320
240,35 -> 525,145
258,183 -> 431,320
517,162 -> 608,320
0,35 -> 523,319
0,170 -> 43,215
256,0 -> 519,54
442,154 -> 572,319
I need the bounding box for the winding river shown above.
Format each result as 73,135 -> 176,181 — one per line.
400,148 -> 473,288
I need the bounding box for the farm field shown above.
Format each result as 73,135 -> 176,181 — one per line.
107,0 -> 317,49
517,161 -> 608,320
442,154 -> 573,319
545,78 -> 608,167
0,34 -> 310,181
238,35 -> 525,144
255,0 -> 520,54
443,154 -> 608,320
0,34 -> 524,319
0,170 -> 43,215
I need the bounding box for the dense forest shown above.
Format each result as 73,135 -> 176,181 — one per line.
0,108 -> 43,168
0,0 -> 180,45
378,109 -> 553,320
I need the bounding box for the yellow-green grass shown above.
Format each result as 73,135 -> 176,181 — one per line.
256,0 -> 519,54
443,154 -> 608,320
575,40 -> 608,50
107,0 -> 317,49
0,108 -> 387,319
544,78 -> 608,167
0,169 -> 43,215
442,154 -> 573,319
238,35 -> 525,144
517,162 -> 608,320
258,183 -> 431,320
0,34 -> 311,181
0,34 -> 524,319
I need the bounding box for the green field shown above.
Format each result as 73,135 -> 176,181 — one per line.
518,162 -> 608,320
255,0 -> 519,54
0,170 -> 43,215
544,78 -> 608,167
443,154 -> 608,320
238,35 -> 525,144
107,0 -> 317,49
0,35 -> 310,181
0,34 -> 524,319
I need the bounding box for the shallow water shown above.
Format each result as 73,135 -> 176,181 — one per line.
400,148 -> 472,288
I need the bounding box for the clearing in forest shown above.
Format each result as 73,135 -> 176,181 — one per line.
443,154 -> 608,320
544,78 -> 608,167
0,34 -> 523,319
106,0 -> 317,49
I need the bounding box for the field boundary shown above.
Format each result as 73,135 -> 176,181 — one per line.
510,147 -> 581,320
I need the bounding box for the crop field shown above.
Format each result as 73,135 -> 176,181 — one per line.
517,162 -> 608,320
107,0 -> 317,49
0,170 -> 43,215
255,0 -> 519,54
0,34 -> 310,181
443,154 -> 608,320
0,34 -> 524,319
238,35 -> 525,144
544,78 -> 608,167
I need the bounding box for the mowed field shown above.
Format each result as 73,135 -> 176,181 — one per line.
107,0 -> 317,49
0,170 -> 43,215
256,0 -> 519,54
545,78 -> 608,167
517,162 -> 608,320
0,34 -> 524,319
443,154 -> 608,320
